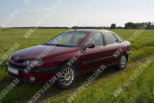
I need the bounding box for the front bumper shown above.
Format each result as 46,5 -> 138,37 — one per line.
6,62 -> 59,83
126,51 -> 131,61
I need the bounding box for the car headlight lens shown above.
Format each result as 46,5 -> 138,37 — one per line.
23,60 -> 43,66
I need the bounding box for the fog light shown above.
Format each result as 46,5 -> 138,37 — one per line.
29,76 -> 35,82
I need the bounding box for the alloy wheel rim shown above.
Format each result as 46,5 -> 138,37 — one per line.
120,56 -> 126,68
61,67 -> 74,86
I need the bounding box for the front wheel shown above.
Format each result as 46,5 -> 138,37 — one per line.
56,64 -> 77,89
117,54 -> 127,70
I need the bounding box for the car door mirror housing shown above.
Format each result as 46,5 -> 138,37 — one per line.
86,43 -> 95,49
116,39 -> 121,43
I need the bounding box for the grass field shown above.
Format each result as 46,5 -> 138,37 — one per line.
0,29 -> 154,103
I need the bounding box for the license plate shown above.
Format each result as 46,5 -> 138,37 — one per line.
8,67 -> 19,75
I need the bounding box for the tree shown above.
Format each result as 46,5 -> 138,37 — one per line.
110,24 -> 116,29
125,22 -> 133,29
125,22 -> 154,29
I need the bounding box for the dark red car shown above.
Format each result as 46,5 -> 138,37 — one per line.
6,29 -> 131,89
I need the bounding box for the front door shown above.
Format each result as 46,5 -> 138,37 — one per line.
77,32 -> 107,73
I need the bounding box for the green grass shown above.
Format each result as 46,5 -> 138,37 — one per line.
0,29 -> 154,103
71,58 -> 154,103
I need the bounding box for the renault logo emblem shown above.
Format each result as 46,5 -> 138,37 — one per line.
15,56 -> 20,61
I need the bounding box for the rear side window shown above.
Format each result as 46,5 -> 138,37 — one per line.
103,32 -> 118,45
113,33 -> 124,42
86,32 -> 104,47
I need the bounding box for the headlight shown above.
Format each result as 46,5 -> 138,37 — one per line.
23,60 -> 43,66
23,60 -> 31,65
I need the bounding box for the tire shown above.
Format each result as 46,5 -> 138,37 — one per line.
55,64 -> 77,89
117,54 -> 127,70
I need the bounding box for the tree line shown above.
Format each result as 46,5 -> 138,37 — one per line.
109,22 -> 154,29
124,22 -> 154,29
1,22 -> 154,30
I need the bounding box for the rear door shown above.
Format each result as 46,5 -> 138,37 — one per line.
102,32 -> 122,67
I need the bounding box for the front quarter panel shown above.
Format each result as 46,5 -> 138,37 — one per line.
121,41 -> 131,60
123,41 -> 131,53
37,51 -> 78,69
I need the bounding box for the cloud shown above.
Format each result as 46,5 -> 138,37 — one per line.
41,8 -> 53,11
26,8 -> 53,13
26,9 -> 33,13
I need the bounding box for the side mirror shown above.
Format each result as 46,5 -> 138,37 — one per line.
86,43 -> 95,49
116,39 -> 121,43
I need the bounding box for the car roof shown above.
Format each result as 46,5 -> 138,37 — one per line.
70,29 -> 111,33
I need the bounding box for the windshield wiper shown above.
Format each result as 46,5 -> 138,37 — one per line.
44,43 -> 51,45
45,43 -> 74,47
51,44 -> 68,47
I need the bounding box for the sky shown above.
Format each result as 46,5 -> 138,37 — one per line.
0,0 -> 154,27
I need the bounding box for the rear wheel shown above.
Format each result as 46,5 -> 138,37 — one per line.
117,54 -> 127,70
56,64 -> 77,89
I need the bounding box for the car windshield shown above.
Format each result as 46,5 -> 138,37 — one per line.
45,31 -> 88,47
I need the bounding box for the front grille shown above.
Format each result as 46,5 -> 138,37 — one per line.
9,62 -> 25,69
12,57 -> 25,63
16,60 -> 25,63
11,57 -> 25,63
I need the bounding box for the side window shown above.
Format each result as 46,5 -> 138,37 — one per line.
104,32 -> 118,45
86,32 -> 103,47
113,33 -> 124,42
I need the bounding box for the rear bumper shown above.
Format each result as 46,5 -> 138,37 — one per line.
6,62 -> 58,83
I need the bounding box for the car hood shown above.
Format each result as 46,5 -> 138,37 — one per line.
11,45 -> 78,60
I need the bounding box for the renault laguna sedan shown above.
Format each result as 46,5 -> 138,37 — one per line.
6,29 -> 131,89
